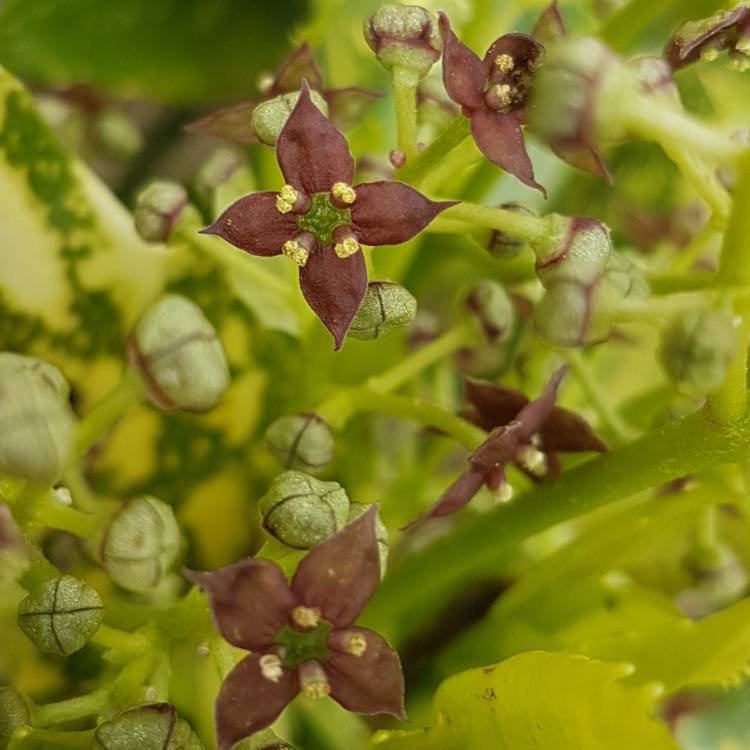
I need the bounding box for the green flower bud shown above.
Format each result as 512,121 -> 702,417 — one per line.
628,55 -> 679,104
0,688 -> 33,748
349,281 -> 417,341
466,280 -> 515,343
659,310 -> 738,396
233,728 -> 295,749
259,471 -> 350,550
128,294 -> 230,413
475,203 -> 537,260
251,91 -> 328,146
348,502 -> 389,576
0,353 -> 76,485
265,413 -> 334,473
364,4 -> 442,81
93,703 -> 204,750
17,575 -> 103,655
98,496 -> 181,592
133,181 -> 189,243
195,148 -> 255,214
94,108 -> 143,159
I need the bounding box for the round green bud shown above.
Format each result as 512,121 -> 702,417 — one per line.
93,703 -> 204,750
348,502 -> 389,577
251,91 -> 328,146
134,181 -> 189,243
534,282 -> 595,348
478,203 -> 537,260
94,108 -> 143,159
259,471 -> 350,550
98,496 -> 181,592
265,413 -> 334,473
364,4 -> 441,81
0,688 -> 33,748
129,294 -> 230,413
659,310 -> 738,396
194,148 -> 255,212
466,281 -> 515,343
628,55 -> 679,104
0,353 -> 76,485
233,728 -> 295,749
349,281 -> 417,341
17,575 -> 103,655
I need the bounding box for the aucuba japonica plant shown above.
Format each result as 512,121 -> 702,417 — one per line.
4,1 -> 750,749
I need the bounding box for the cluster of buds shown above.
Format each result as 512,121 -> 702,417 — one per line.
93,703 -> 203,750
0,352 -> 76,486
348,281 -> 417,341
0,687 -> 33,747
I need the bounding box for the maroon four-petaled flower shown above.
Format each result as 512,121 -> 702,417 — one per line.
187,42 -> 380,144
404,366 -> 606,530
186,506 -> 405,750
203,81 -> 455,348
439,12 -> 546,194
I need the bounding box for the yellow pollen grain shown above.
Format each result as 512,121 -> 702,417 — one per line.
303,681 -> 331,700
495,53 -> 515,72
276,197 -> 293,214
292,605 -> 321,629
259,654 -> 283,683
282,240 -> 309,267
492,83 -> 513,108
334,237 -> 360,259
347,633 -> 368,657
279,184 -> 298,202
331,181 -> 356,205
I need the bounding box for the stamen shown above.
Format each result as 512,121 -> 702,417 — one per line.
330,181 -> 357,205
276,184 -> 299,214
282,240 -> 310,267
495,483 -> 513,504
700,47 -> 720,62
346,632 -> 368,657
490,83 -> 513,109
334,236 -> 360,259
259,653 -> 284,683
299,660 -> 331,700
292,605 -> 322,629
495,53 -> 515,72
517,445 -> 548,477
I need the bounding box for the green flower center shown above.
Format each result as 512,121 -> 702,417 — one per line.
297,193 -> 352,243
275,620 -> 332,669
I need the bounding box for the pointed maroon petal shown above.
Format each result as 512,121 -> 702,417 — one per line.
291,505 -> 381,626
325,87 -> 382,131
201,192 -> 296,257
185,101 -> 261,145
513,365 -> 568,443
184,559 -> 296,651
402,468 -> 486,531
470,109 -> 546,195
463,377 -> 529,431
531,1 -> 567,46
540,407 -> 607,453
215,653 -> 298,750
327,627 -> 406,719
439,12 -> 485,110
299,243 -> 367,350
482,33 -> 544,83
270,42 -> 324,94
350,181 -> 456,246
551,140 -> 613,184
276,81 -> 354,194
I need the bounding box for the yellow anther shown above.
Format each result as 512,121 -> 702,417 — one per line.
276,197 -> 293,214
302,680 -> 331,700
282,240 -> 310,267
334,236 -> 360,259
495,53 -> 515,72
276,184 -> 299,214
292,605 -> 322,629
491,83 -> 514,108
700,47 -> 719,62
331,181 -> 357,205
518,445 -> 548,477
259,653 -> 284,683
346,633 -> 368,657
495,483 -> 513,504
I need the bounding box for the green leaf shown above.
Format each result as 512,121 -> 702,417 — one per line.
0,0 -> 307,104
371,652 -> 678,750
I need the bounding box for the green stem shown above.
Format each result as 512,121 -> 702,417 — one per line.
397,115 -> 471,186
443,202 -> 549,244
707,314 -> 750,426
610,290 -> 712,323
392,66 -> 419,162
363,409 -> 750,643
90,624 -> 150,655
34,688 -> 111,727
11,729 -> 94,749
31,495 -> 100,537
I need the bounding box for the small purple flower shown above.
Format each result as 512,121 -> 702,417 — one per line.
404,366 -> 606,529
186,506 -> 405,750
187,43 -> 380,143
438,12 -> 546,194
203,82 -> 454,349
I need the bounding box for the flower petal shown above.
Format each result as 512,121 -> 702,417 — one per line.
201,192 -> 296,256
463,377 -> 529,432
350,181 -> 456,246
325,87 -> 382,131
513,365 -> 568,443
215,653 -> 298,750
470,109 -> 546,195
439,12 -> 485,110
327,627 -> 406,719
270,42 -> 324,94
540,407 -> 607,453
402,468 -> 486,531
551,139 -> 612,184
292,505 -> 381,626
299,243 -> 367,350
276,81 -> 354,194
482,33 -> 544,94
185,101 -> 260,145
184,559 -> 296,651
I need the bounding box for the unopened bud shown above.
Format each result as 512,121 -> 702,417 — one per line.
18,575 -> 103,655
134,181 -> 189,243
476,203 -> 537,259
195,148 -> 255,214
128,294 -> 230,413
265,413 -> 334,473
364,4 -> 442,81
466,280 -> 515,343
349,281 -> 417,340
348,502 -> 389,576
659,310 -> 738,396
0,353 -> 75,485
252,91 -> 328,146
97,496 -> 181,592
259,471 -> 350,549
628,56 -> 679,103
0,688 -> 33,747
93,703 -> 203,750
233,729 -> 295,750
94,108 -> 143,159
